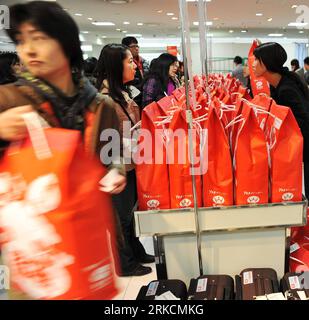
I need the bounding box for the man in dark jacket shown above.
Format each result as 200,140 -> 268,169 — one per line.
121,37 -> 149,106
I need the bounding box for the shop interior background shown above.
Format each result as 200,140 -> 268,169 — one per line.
0,0 -> 309,75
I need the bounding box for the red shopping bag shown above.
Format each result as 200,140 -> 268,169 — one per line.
0,115 -> 118,300
290,240 -> 309,273
135,102 -> 171,210
265,102 -> 303,203
234,103 -> 269,205
250,94 -> 273,131
167,109 -> 202,209
248,40 -> 270,97
201,106 -> 233,207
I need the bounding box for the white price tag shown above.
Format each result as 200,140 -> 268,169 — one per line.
196,278 -> 208,293
290,242 -> 300,254
243,271 -> 253,285
297,291 -> 308,300
289,276 -> 301,290
266,293 -> 287,300
155,291 -> 180,300
274,117 -> 283,130
146,281 -> 159,296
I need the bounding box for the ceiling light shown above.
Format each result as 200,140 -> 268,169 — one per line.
123,21 -> 130,25
267,18 -> 273,22
92,22 -> 115,26
299,31 -> 304,33
88,18 -> 93,21
79,34 -> 85,42
96,38 -> 103,45
83,54 -> 89,60
82,31 -> 89,34
167,13 -> 174,16
101,36 -> 107,38
75,13 -> 83,16
81,45 -> 93,52
288,22 -> 308,27
256,13 -> 263,16
137,23 -> 144,26
172,17 -> 178,20
108,0 -> 131,3
157,10 -> 163,13
268,33 -> 283,37
193,21 -> 213,26
122,30 -> 127,33
291,5 -> 298,9
127,34 -> 142,37
186,0 -> 212,2
116,28 -> 121,31
241,30 -> 247,33
213,17 -> 219,20
229,30 -> 234,33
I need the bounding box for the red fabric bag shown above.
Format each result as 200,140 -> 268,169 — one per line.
201,106 -> 234,207
167,109 -> 202,208
0,114 -> 118,300
135,102 -> 171,210
234,103 -> 269,205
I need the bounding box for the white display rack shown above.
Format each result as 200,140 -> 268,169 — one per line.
134,200 -> 307,285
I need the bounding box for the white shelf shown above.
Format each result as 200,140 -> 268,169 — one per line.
135,200 -> 307,237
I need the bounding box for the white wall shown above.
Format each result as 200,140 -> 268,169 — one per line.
190,42 -> 300,75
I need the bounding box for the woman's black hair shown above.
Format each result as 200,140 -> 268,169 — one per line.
0,52 -> 19,85
143,53 -> 178,93
291,59 -> 300,71
7,1 -> 84,78
254,42 -> 309,99
95,44 -> 131,108
233,56 -> 243,65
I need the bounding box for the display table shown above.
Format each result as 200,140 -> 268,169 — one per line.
134,200 -> 307,285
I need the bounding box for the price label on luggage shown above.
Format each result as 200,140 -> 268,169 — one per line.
290,242 -> 300,254
289,276 -> 301,290
146,281 -> 159,296
243,271 -> 253,285
196,278 -> 208,292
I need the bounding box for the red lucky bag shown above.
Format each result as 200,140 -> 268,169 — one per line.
265,102 -> 303,203
0,114 -> 118,300
248,40 -> 270,97
201,106 -> 233,207
167,109 -> 202,208
135,102 -> 171,210
234,103 -> 269,205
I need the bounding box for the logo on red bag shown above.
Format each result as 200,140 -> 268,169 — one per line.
147,199 -> 160,209
247,196 -> 260,204
213,196 -> 225,205
282,193 -> 294,201
180,198 -> 192,207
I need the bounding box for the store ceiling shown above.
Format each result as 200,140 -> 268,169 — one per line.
1,0 -> 308,45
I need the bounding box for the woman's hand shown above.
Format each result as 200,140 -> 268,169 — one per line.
0,105 -> 33,141
99,168 -> 127,194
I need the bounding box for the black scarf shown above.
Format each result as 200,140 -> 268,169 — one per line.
15,71 -> 98,132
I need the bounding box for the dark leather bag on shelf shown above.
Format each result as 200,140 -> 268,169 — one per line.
235,268 -> 280,300
136,279 -> 187,300
187,275 -> 234,300
281,272 -> 309,300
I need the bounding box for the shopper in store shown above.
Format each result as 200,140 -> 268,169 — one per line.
253,42 -> 309,197
0,0 -> 130,299
242,62 -> 253,98
0,52 -> 19,85
291,59 -> 300,72
95,43 -> 154,277
84,57 -> 98,86
232,56 -> 247,87
296,57 -> 309,85
142,53 -> 180,108
121,36 -> 150,106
